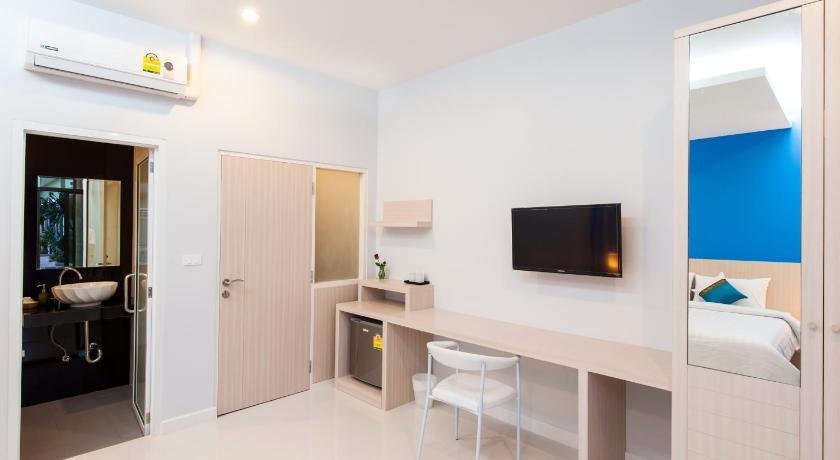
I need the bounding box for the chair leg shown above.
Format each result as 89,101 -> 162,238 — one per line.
417,396 -> 432,460
475,408 -> 483,460
516,396 -> 521,460
455,407 -> 460,440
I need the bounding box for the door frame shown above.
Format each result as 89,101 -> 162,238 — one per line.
8,121 -> 166,459
215,150 -> 368,406
824,0 -> 839,457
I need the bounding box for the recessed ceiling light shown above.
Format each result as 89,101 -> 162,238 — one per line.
241,8 -> 260,24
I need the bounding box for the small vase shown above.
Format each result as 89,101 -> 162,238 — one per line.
377,266 -> 386,280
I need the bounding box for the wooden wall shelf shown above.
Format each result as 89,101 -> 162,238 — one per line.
369,199 -> 433,228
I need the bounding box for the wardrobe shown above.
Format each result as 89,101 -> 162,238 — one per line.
672,0 -> 839,458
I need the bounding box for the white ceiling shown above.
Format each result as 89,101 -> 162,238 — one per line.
689,8 -> 801,139
690,69 -> 790,140
76,0 -> 638,89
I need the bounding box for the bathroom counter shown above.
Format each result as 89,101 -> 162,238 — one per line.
23,301 -> 130,329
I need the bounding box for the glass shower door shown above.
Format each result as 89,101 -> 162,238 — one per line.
132,158 -> 150,432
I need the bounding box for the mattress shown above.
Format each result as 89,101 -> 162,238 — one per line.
688,301 -> 801,386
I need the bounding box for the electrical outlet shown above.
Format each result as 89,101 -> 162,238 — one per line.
182,254 -> 203,266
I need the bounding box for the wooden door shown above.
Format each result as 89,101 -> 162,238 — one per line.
218,155 -> 313,415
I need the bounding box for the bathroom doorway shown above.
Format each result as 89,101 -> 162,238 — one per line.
9,123 -> 163,459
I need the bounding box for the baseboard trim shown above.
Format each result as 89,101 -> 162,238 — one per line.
482,406 -> 650,460
483,405 -> 579,448
159,406 -> 217,434
155,391 -> 654,460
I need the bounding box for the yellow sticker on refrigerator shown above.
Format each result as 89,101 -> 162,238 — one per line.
143,53 -> 161,75
373,334 -> 383,350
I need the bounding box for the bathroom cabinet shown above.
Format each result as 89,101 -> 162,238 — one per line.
23,301 -> 129,329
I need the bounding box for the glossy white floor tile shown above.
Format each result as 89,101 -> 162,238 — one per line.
21,386 -> 143,460
75,381 -> 575,459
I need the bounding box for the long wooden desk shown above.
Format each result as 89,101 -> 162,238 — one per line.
335,299 -> 671,460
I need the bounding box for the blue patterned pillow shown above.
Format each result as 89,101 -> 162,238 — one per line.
698,279 -> 747,304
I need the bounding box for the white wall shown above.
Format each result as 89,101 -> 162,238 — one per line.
0,0 -> 378,454
0,0 -> 788,457
376,0 -> 774,458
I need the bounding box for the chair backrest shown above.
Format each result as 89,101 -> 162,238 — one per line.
427,341 -> 518,372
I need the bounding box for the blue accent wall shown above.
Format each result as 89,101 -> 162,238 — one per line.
689,122 -> 801,263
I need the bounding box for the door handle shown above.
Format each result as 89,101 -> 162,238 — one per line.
222,278 -> 244,287
124,274 -> 135,314
832,324 -> 840,334
137,273 -> 148,313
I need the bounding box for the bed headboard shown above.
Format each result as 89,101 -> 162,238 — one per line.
689,258 -> 801,319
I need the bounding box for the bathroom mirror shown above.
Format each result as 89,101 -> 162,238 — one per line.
687,9 -> 803,386
36,176 -> 121,269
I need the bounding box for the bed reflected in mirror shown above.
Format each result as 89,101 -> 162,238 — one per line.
687,8 -> 802,386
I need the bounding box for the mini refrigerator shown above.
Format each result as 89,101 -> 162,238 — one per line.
349,317 -> 383,387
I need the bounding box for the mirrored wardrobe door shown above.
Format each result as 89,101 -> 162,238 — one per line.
688,6 -> 804,387
680,3 -> 824,459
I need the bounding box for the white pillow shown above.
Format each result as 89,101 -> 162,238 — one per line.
728,277 -> 771,308
693,273 -> 724,302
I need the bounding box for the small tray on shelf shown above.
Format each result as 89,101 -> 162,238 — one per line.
403,280 -> 430,285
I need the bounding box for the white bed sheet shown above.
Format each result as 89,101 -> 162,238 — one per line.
688,301 -> 801,386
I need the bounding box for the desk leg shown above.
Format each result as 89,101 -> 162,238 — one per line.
578,370 -> 626,460
383,322 -> 433,410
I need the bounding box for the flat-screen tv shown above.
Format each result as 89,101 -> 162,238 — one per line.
511,203 -> 622,278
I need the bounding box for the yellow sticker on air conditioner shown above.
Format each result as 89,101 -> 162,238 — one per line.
143,53 -> 161,75
373,334 -> 383,350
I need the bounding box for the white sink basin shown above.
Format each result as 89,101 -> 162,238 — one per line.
52,281 -> 118,308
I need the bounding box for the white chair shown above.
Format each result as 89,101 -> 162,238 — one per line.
416,341 -> 521,460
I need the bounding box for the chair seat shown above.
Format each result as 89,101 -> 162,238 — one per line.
431,373 -> 516,412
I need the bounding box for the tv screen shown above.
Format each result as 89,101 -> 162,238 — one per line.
511,204 -> 622,277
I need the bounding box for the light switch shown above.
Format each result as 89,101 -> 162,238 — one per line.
182,254 -> 203,266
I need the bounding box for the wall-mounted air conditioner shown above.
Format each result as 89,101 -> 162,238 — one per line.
25,19 -> 199,100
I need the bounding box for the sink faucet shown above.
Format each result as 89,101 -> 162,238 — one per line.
59,267 -> 83,286
56,267 -> 83,307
